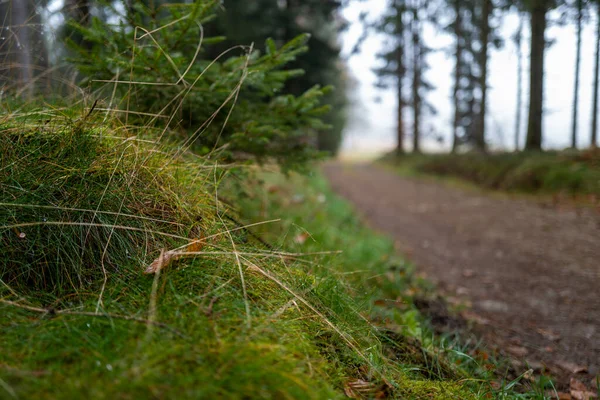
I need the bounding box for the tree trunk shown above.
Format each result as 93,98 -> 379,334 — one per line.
571,0 -> 583,148
476,0 -> 492,152
1,0 -> 34,98
411,5 -> 421,153
395,2 -> 405,155
0,1 -> 10,88
515,13 -> 524,151
525,1 -> 547,151
451,0 -> 462,153
592,1 -> 600,148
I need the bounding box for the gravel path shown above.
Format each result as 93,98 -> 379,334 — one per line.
324,162 -> 600,389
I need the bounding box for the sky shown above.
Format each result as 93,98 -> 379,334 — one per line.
340,0 -> 599,155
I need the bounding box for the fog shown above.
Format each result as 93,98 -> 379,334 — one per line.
341,0 -> 598,155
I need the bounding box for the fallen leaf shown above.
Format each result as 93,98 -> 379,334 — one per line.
559,361 -> 589,374
462,269 -> 475,277
294,232 -> 309,245
460,310 -> 490,325
145,237 -> 205,274
185,236 -> 205,253
145,250 -> 175,274
525,359 -> 545,372
556,392 -> 572,400
490,381 -> 502,390
536,327 -> 561,342
506,345 -> 529,358
572,378 -> 588,391
571,391 -> 597,400
569,379 -> 598,400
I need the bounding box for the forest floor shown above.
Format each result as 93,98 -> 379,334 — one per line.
324,162 -> 600,393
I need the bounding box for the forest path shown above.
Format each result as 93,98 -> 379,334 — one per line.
324,162 -> 600,389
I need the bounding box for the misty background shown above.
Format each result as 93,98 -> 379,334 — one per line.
342,0 -> 598,155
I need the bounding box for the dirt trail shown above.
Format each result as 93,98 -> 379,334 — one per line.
324,162 -> 600,389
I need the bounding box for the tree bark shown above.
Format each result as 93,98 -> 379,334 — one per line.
451,0 -> 462,153
571,0 -> 583,148
525,1 -> 547,151
515,13 -> 524,151
592,1 -> 600,148
476,0 -> 492,152
411,4 -> 421,153
1,0 -> 34,98
395,1 -> 405,155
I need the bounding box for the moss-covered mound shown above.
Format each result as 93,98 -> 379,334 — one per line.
0,113 -> 487,399
1,114 -> 212,292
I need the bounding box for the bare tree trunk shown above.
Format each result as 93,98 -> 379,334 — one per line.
526,1 -> 547,151
592,1 -> 600,148
11,0 -> 33,98
476,0 -> 492,152
571,0 -> 583,148
451,0 -> 462,153
0,2 -> 10,89
514,13 -> 524,151
411,4 -> 421,153
395,1 -> 405,155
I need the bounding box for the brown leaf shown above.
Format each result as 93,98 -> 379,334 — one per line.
559,361 -> 589,374
506,345 -> 529,358
570,390 -> 597,400
569,377 -> 598,400
144,237 -> 205,274
536,327 -> 561,342
145,250 -> 176,274
294,232 -> 309,245
185,236 -> 205,253
462,269 -> 475,277
460,310 -> 489,325
572,378 -> 589,392
556,393 -> 572,400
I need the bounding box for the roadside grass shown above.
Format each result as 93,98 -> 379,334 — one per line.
231,168 -> 551,399
380,150 -> 600,200
1,110 -> 480,399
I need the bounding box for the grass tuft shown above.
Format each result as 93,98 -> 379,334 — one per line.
1,111 -> 211,293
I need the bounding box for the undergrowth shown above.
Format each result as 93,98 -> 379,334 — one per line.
231,169 -> 549,399
0,113 -> 553,398
382,151 -> 600,198
1,112 -> 477,399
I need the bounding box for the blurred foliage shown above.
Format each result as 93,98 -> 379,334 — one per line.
205,0 -> 348,154
66,1 -> 334,169
384,149 -> 600,196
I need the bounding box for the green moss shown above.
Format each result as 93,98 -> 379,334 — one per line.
1,112 -> 530,398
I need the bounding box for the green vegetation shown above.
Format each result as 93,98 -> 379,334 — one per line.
382,150 -> 600,198
1,2 -> 551,398
205,0 -> 348,154
1,114 -> 551,398
65,1 -> 331,170
0,116 -> 472,399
